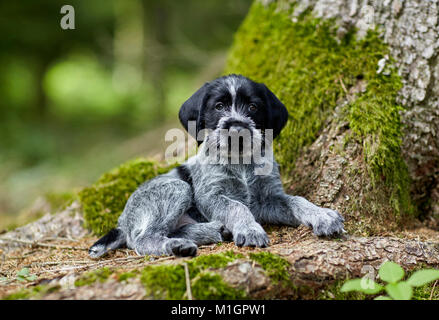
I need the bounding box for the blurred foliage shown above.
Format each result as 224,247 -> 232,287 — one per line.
0,0 -> 252,216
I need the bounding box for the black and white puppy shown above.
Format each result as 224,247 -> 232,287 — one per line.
89,74 -> 344,258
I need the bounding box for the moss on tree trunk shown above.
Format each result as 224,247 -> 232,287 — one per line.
225,1 -> 416,235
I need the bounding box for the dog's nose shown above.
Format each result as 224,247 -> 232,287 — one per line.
230,125 -> 244,132
223,120 -> 249,132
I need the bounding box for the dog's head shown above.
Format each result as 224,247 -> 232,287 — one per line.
179,74 -> 288,159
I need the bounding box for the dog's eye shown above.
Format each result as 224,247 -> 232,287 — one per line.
215,102 -> 225,110
248,104 -> 258,112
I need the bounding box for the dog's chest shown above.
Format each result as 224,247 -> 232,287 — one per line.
191,162 -> 263,206
223,165 -> 259,202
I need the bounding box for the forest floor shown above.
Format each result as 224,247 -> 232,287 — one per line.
1,200 -> 439,300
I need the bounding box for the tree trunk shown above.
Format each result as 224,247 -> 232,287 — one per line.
225,0 -> 439,234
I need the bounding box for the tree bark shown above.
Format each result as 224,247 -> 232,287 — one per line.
226,0 -> 439,233
290,0 -> 439,223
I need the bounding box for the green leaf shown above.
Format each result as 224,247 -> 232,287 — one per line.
385,281 -> 413,300
341,279 -> 384,294
341,279 -> 362,292
374,295 -> 392,300
407,269 -> 439,287
379,261 -> 404,283
26,274 -> 37,282
15,268 -> 37,282
16,268 -> 30,277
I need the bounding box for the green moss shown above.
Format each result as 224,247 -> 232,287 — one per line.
3,285 -> 60,300
140,251 -> 245,299
191,273 -> 247,300
187,250 -> 244,272
226,1 -> 413,215
248,251 -> 291,284
117,271 -> 138,282
74,267 -> 112,287
78,158 -> 175,235
347,59 -> 411,214
141,264 -> 186,299
412,282 -> 439,300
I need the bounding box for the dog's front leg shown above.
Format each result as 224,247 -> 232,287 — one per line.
252,165 -> 345,237
198,195 -> 269,247
257,194 -> 344,236
259,194 -> 345,236
284,195 -> 345,236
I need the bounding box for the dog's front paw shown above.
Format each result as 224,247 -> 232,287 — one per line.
166,238 -> 198,257
208,221 -> 233,242
312,208 -> 345,237
219,225 -> 233,242
233,223 -> 269,248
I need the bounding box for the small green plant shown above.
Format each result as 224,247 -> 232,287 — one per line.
341,261 -> 439,300
16,268 -> 37,283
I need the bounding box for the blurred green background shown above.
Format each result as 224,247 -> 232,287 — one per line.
0,0 -> 252,227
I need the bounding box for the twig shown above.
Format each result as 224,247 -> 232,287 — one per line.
430,280 -> 438,300
41,237 -> 80,242
8,255 -> 31,260
43,262 -> 105,273
0,237 -> 87,251
31,256 -> 143,267
34,255 -> 175,275
338,77 -> 348,94
32,260 -> 94,267
183,262 -> 193,300
198,244 -> 216,250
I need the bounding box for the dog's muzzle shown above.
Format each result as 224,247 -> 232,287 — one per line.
221,119 -> 251,132
219,119 -> 254,155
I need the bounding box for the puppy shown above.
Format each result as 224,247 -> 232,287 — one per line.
89,74 -> 344,258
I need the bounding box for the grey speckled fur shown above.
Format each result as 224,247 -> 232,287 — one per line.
89,74 -> 345,258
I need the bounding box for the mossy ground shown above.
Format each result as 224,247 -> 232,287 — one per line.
248,251 -> 291,284
139,250 -> 297,299
3,284 -> 60,300
2,229 -> 438,300
74,267 -> 112,287
225,1 -> 413,216
140,251 -> 247,299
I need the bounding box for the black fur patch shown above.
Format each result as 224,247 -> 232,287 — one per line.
89,228 -> 126,257
176,164 -> 208,223
97,228 -> 123,246
176,164 -> 193,186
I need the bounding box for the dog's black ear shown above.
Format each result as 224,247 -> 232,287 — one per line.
179,82 -> 209,137
262,84 -> 289,139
